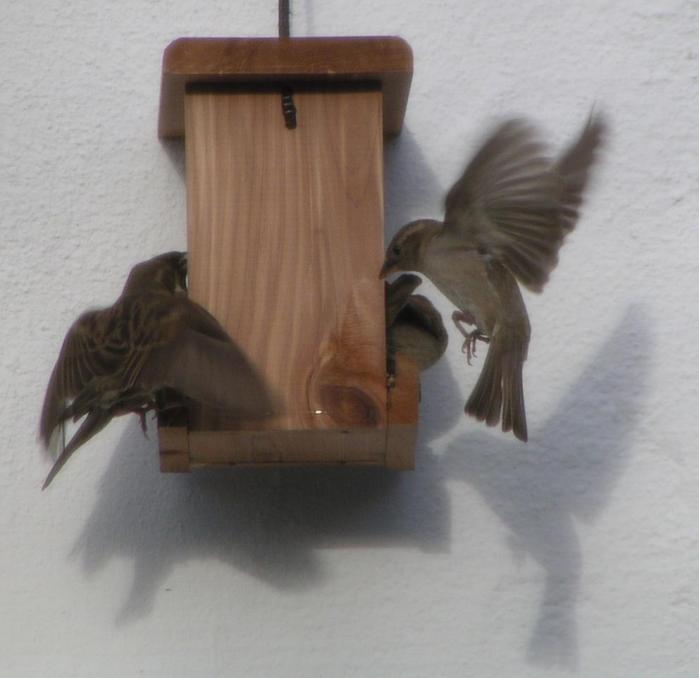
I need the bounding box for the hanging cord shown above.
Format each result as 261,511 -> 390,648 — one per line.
279,0 -> 290,37
279,0 -> 297,129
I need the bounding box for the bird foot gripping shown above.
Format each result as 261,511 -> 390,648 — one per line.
451,311 -> 489,365
136,406 -> 150,436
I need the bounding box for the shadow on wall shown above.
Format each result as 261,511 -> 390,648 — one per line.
443,305 -> 650,669
100,129 -> 647,669
71,304 -> 646,654
66,128 -> 455,620
160,137 -> 185,183
71,348 -> 463,625
384,126 -> 443,237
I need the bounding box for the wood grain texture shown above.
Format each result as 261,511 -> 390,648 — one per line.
185,87 -> 387,435
157,352 -> 419,467
158,426 -> 190,472
189,429 -> 385,466
157,80 -> 419,469
158,37 -> 413,138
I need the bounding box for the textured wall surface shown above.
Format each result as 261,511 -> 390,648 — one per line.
2,1 -> 698,676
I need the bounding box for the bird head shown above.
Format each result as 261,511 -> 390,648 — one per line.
385,273 -> 422,327
171,252 -> 188,293
124,251 -> 188,294
404,294 -> 447,343
379,219 -> 441,278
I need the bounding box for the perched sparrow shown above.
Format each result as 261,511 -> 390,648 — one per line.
386,274 -> 448,372
39,251 -> 274,488
380,115 -> 605,441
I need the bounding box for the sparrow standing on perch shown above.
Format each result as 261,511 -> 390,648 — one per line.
380,115 -> 605,441
386,274 -> 448,373
39,251 -> 274,488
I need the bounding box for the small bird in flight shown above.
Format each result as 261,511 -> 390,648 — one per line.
39,251 -> 275,488
380,115 -> 606,441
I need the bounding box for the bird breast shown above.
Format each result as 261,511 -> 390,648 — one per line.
421,239 -> 499,333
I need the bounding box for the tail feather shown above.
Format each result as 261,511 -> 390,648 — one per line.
500,350 -> 528,441
42,409 -> 111,490
465,330 -> 528,441
465,342 -> 503,427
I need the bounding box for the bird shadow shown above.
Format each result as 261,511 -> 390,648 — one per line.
71,351 -> 462,625
442,305 -> 650,669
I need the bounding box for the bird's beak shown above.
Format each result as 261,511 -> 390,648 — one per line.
379,258 -> 396,279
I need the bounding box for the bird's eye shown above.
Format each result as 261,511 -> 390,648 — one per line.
392,245 -> 402,257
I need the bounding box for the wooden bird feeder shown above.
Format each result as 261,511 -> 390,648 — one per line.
156,36 -> 417,471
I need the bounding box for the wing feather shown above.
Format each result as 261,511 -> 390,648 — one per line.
443,115 -> 605,292
40,310 -> 104,445
141,326 -> 277,418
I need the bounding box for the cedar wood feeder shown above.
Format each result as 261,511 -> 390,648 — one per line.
156,37 -> 417,471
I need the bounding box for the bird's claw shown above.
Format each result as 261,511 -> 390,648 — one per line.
451,310 -> 488,365
137,408 -> 149,437
460,331 -> 489,365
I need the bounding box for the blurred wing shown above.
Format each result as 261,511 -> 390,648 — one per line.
555,113 -> 607,234
142,327 -> 277,419
443,119 -> 564,292
173,295 -> 234,342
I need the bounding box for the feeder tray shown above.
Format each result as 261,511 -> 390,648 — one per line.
156,36 -> 418,471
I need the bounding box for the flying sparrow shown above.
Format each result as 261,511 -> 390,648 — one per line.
380,115 -> 605,441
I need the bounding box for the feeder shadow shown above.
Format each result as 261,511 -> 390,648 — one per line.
73,124 -> 456,624
442,305 -> 649,668
160,138 -> 185,183
384,126 -> 443,237
72,359 -> 460,624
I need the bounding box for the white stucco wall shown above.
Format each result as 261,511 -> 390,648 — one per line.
2,1 -> 698,676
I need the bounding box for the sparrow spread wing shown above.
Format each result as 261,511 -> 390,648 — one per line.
39,250 -> 281,488
39,294 -> 183,446
40,288 -> 275,452
555,115 -> 606,235
173,295 -> 235,343
443,117 -> 603,292
141,324 -> 276,418
39,309 -> 114,446
140,294 -> 276,417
